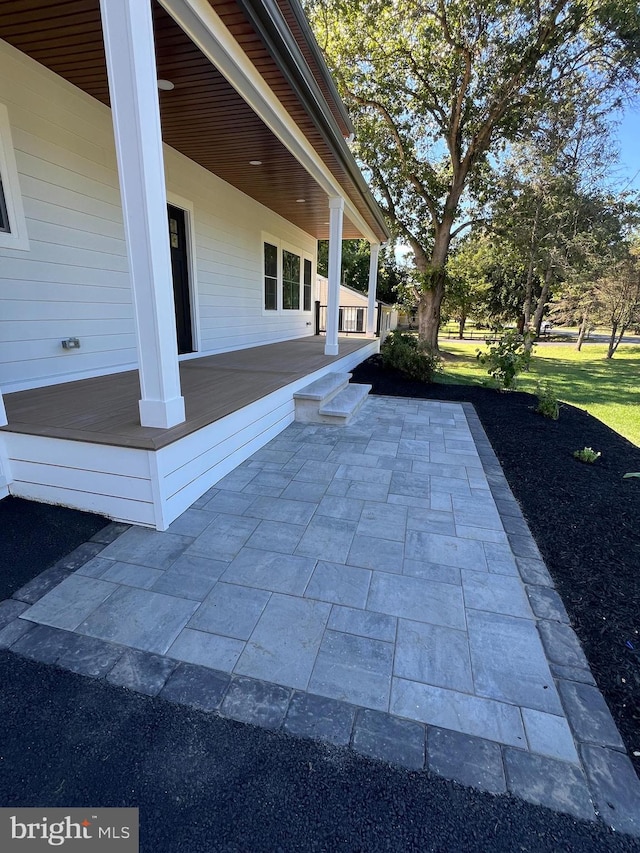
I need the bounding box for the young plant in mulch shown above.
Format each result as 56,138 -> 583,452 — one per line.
476,330 -> 534,390
573,447 -> 601,463
535,381 -> 560,420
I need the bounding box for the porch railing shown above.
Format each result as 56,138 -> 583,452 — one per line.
315,302 -> 381,336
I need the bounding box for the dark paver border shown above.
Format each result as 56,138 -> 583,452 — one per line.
2,404 -> 640,836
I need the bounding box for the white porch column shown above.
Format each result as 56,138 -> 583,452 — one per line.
325,197 -> 344,356
366,242 -> 381,337
100,0 -> 185,428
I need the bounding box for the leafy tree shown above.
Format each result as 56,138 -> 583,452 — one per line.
592,244 -> 640,357
547,198 -> 639,349
317,239 -> 408,303
482,85 -> 627,347
306,0 -> 640,349
444,236 -> 493,337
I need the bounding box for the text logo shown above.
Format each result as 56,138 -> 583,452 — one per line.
1,809 -> 138,851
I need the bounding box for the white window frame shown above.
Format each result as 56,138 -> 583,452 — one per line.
262,233 -> 280,314
0,103 -> 29,252
302,253 -> 314,313
261,233 -> 314,316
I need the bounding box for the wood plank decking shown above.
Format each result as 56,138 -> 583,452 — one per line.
2,338 -> 372,451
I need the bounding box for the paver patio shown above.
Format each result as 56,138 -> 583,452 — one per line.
2,395 -> 639,834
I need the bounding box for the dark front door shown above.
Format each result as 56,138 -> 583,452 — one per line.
168,205 -> 193,354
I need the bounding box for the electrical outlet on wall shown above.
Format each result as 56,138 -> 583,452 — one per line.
61,338 -> 81,350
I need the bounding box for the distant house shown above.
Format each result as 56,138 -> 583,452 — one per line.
0,0 -> 389,528
315,275 -> 397,340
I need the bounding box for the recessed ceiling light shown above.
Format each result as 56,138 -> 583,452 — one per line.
157,79 -> 174,91
296,198 -> 306,203
249,160 -> 262,166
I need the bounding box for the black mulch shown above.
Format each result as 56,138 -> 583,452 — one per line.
0,496 -> 109,601
352,355 -> 640,774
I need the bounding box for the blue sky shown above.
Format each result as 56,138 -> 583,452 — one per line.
616,108 -> 640,191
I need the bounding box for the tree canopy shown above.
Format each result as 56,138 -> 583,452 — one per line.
306,0 -> 640,347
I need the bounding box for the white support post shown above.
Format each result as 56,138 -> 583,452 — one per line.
366,242 -> 380,337
100,0 -> 185,428
325,197 -> 344,356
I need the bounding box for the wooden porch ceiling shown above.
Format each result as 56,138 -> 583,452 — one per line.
1,338 -> 372,451
0,0 -> 386,241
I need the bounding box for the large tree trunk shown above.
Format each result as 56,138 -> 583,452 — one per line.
416,222 -> 453,351
417,286 -> 444,350
607,321 -> 623,358
532,266 -> 553,339
576,316 -> 589,351
523,199 -> 541,330
458,311 -> 467,339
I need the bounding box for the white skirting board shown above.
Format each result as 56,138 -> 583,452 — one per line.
0,431 -> 12,500
4,340 -> 379,528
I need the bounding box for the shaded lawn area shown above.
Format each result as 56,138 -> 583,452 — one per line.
352,355 -> 640,777
436,341 -> 640,446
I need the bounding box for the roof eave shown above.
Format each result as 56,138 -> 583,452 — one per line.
236,0 -> 390,242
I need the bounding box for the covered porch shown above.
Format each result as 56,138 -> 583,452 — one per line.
1,337 -> 378,529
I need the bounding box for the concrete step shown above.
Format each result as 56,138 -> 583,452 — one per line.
318,382 -> 371,425
293,372 -> 351,402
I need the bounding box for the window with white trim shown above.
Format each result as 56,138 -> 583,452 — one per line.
0,103 -> 29,251
282,249 -> 300,310
262,236 -> 313,313
303,258 -> 312,312
264,241 -> 278,310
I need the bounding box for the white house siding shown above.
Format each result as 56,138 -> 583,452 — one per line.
0,39 -> 317,393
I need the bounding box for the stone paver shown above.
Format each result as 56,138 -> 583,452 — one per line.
309,629 -> 394,711
9,394 -> 638,834
283,692 -> 356,746
427,727 -> 506,794
76,586 -> 198,655
159,662 -> 230,712
221,676 -> 291,730
106,648 -> 178,696
235,595 -> 330,689
352,708 -> 425,770
467,609 -> 562,714
580,745 -> 640,836
504,749 -> 596,821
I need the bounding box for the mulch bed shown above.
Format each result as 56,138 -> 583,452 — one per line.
0,496 -> 109,601
352,355 -> 640,773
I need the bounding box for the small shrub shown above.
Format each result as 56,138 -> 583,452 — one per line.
380,330 -> 441,383
535,381 -> 559,420
476,330 -> 534,389
573,447 -> 601,464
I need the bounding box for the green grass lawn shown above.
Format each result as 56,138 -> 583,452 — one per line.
436,339 -> 640,446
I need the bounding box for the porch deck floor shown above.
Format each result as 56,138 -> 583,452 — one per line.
7,394 -> 624,825
1,337 -> 371,450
